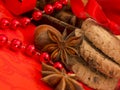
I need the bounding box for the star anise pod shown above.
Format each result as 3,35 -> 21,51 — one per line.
42,29 -> 83,64
42,63 -> 84,90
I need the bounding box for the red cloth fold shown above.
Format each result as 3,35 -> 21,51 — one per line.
0,1 -> 52,90
0,0 -> 120,90
70,0 -> 120,35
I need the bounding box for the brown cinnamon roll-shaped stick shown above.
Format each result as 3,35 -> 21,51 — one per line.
79,39 -> 120,78
82,18 -> 120,65
67,56 -> 118,90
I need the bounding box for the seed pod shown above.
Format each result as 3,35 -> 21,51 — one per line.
34,25 -> 61,50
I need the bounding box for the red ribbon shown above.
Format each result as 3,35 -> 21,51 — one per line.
70,0 -> 120,35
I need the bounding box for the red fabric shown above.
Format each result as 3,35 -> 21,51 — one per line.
3,0 -> 36,15
0,0 -> 119,90
70,0 -> 120,89
70,0 -> 120,35
0,1 -> 52,90
0,1 -> 91,90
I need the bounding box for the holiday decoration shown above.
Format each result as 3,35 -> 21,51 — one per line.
42,63 -> 84,90
34,18 -> 120,90
70,0 -> 120,35
4,0 -> 37,15
1,0 -> 120,90
34,25 -> 83,64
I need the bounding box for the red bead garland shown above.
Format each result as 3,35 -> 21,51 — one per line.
0,18 -> 10,29
0,34 -> 50,63
0,34 -> 8,46
32,10 -> 42,21
44,4 -> 54,14
53,1 -> 63,10
25,44 -> 35,56
20,17 -> 31,27
10,39 -> 22,51
60,0 -> 68,5
0,0 -> 68,72
0,0 -> 68,30
0,34 -> 73,78
54,62 -> 63,70
40,52 -> 50,63
10,19 -> 20,30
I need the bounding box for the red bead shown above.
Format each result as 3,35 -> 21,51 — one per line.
32,10 -> 42,21
44,4 -> 54,14
10,39 -> 22,51
60,0 -> 68,5
53,1 -> 63,10
10,19 -> 20,30
25,44 -> 35,56
67,72 -> 73,75
54,62 -> 63,70
40,52 -> 50,63
20,17 -> 31,27
0,18 -> 10,29
0,34 -> 8,46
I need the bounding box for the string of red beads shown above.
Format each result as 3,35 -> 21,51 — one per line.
0,34 -> 46,59
0,0 -> 68,70
0,0 -> 68,30
0,34 -> 64,69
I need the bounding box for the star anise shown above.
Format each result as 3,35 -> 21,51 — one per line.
42,63 -> 84,90
42,29 -> 83,64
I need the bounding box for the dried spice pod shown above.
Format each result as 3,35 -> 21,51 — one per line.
81,18 -> 120,65
42,63 -> 84,90
34,25 -> 62,50
34,25 -> 83,64
66,56 -> 118,90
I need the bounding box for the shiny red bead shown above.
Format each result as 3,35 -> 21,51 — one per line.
40,52 -> 50,63
10,19 -> 20,30
60,0 -> 68,5
53,1 -> 63,10
54,62 -> 63,70
0,34 -> 8,46
10,39 -> 22,51
25,44 -> 35,56
0,18 -> 10,29
32,10 -> 42,21
20,17 -> 31,27
44,4 -> 54,14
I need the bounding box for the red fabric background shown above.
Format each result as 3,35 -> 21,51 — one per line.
70,0 -> 120,35
0,0 -> 120,90
0,1 -> 91,90
0,1 -> 52,90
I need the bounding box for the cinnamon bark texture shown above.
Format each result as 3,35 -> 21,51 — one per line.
34,18 -> 120,90
67,56 -> 118,90
79,39 -> 120,79
81,18 -> 120,65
